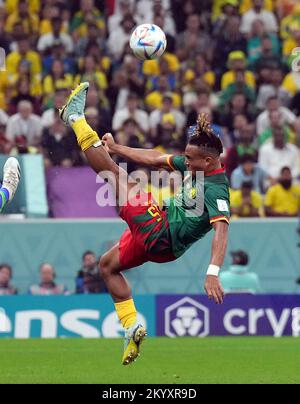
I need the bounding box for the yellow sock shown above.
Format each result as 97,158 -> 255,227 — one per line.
71,117 -> 101,151
115,299 -> 137,329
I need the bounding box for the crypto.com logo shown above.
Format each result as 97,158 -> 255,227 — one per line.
0,48 -> 6,71
164,297 -> 210,337
291,47 -> 300,72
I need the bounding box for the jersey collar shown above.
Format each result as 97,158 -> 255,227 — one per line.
205,167 -> 226,177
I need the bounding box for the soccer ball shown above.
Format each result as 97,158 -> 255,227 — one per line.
130,24 -> 167,60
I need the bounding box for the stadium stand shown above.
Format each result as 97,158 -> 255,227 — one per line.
0,0 -> 299,221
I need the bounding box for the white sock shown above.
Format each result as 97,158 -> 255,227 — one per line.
69,113 -> 84,125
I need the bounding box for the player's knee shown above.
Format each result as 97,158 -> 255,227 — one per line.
99,255 -> 111,279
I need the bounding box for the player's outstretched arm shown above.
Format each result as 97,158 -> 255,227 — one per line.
102,133 -> 171,169
204,221 -> 228,305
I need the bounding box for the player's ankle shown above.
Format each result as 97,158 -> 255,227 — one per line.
69,113 -> 85,126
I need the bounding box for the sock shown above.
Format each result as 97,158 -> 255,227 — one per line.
115,299 -> 137,329
71,116 -> 101,152
0,187 -> 9,212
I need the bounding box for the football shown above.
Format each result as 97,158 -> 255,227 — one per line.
130,24 -> 167,60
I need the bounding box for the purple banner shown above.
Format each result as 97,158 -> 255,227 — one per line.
47,167 -> 118,218
156,295 -> 300,337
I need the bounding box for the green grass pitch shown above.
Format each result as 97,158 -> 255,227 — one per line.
0,337 -> 299,384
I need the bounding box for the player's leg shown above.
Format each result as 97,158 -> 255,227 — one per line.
59,82 -> 135,203
60,83 -> 146,365
99,242 -> 146,365
0,157 -> 21,212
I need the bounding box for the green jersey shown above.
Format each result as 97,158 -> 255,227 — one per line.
166,155 -> 230,258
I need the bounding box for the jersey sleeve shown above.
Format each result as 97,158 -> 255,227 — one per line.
205,186 -> 230,225
167,155 -> 187,174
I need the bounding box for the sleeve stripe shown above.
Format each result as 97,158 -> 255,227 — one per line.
167,155 -> 175,170
210,216 -> 230,225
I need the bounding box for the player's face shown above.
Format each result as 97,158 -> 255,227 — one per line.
184,145 -> 212,175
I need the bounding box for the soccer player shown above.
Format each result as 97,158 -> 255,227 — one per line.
0,157 -> 21,213
60,83 -> 230,365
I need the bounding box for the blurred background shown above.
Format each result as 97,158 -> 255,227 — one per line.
0,0 -> 300,338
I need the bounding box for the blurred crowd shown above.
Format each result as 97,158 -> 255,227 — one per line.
0,0 -> 300,217
0,250 -> 107,295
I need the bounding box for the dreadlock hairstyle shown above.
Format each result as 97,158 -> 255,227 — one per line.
188,114 -> 223,156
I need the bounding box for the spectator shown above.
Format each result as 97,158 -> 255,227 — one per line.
177,14 -> 210,60
145,75 -> 181,111
42,42 -> 76,76
74,55 -> 107,93
231,154 -> 268,193
9,134 -> 38,156
0,12 -> 10,54
220,250 -> 261,294
282,22 -> 300,60
42,117 -> 81,168
0,109 -> 8,127
231,181 -> 263,217
256,96 -> 299,135
42,59 -> 73,105
108,0 -> 136,34
0,264 -> 17,295
8,21 -> 26,52
147,56 -> 177,93
29,263 -> 67,295
213,0 -> 239,37
6,100 -> 42,148
115,118 -> 145,151
39,2 -> 70,36
5,0 -> 39,37
9,76 -> 41,115
153,113 -> 181,150
221,51 -> 256,91
225,123 -> 258,178
75,22 -> 106,57
171,0 -> 203,33
6,36 -> 42,78
41,89 -> 69,129
107,13 -> 135,60
37,17 -> 74,55
240,0 -> 278,35
265,167 -> 300,217
149,94 -> 186,138
213,16 -> 247,80
219,71 -> 256,110
247,19 -> 280,69
76,251 -> 107,294
256,67 -> 290,110
152,12 -> 176,46
112,92 -> 149,133
280,4 -> 300,40
70,0 -> 105,39
259,126 -> 300,179
258,110 -> 295,147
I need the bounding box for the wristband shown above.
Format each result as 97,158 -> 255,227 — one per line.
207,265 -> 220,277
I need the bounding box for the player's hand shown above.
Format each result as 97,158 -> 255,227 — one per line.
205,275 -> 224,305
102,133 -> 116,154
